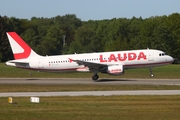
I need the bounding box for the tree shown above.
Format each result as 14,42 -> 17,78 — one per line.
0,16 -> 13,61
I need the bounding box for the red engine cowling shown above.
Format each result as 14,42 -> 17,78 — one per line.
107,65 -> 124,75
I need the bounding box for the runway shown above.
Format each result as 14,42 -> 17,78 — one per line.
0,78 -> 180,85
0,90 -> 180,97
0,78 -> 180,96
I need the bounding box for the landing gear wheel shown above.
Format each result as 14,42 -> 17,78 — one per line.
149,67 -> 154,77
92,74 -> 99,81
150,74 -> 154,77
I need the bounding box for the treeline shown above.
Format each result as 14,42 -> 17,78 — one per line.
0,13 -> 180,62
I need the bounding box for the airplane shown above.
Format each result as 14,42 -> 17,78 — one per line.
6,32 -> 174,81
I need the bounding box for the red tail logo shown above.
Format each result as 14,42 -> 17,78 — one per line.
8,32 -> 31,59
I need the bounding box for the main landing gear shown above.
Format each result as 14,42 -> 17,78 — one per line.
149,67 -> 154,77
92,73 -> 99,81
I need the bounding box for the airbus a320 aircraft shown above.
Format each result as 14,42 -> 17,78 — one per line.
6,32 -> 174,81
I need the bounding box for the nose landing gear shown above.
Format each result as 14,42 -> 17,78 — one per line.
149,67 -> 154,77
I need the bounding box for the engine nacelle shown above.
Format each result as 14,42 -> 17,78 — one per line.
107,65 -> 124,76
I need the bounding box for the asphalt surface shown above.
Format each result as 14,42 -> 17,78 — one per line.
0,78 -> 180,96
1,90 -> 180,97
0,78 -> 180,85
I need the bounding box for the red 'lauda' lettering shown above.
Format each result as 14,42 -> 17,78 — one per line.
128,53 -> 136,61
100,55 -> 107,62
99,52 -> 146,62
111,69 -> 121,73
138,52 -> 147,60
109,54 -> 117,62
117,53 -> 126,61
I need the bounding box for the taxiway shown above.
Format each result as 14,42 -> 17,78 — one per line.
0,78 -> 180,85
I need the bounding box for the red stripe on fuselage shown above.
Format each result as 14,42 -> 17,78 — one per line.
8,32 -> 31,59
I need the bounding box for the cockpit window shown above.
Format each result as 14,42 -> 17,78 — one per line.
159,53 -> 166,56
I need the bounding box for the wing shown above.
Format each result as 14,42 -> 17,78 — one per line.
71,59 -> 107,71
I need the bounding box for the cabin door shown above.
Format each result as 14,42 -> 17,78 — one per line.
148,51 -> 154,61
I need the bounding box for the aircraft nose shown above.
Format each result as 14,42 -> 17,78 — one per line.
168,56 -> 174,63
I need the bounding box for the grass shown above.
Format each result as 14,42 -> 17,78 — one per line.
1,63 -> 180,78
0,96 -> 180,120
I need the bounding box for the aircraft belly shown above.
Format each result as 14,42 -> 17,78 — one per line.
124,60 -> 168,69
42,62 -> 79,72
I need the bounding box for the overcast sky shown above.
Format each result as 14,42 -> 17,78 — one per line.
1,0 -> 180,21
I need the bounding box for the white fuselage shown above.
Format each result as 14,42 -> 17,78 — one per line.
6,49 -> 174,73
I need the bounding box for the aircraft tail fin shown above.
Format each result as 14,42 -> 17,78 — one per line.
6,32 -> 40,60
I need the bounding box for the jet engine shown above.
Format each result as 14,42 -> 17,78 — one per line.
105,64 -> 124,75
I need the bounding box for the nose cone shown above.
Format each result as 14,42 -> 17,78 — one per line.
167,56 -> 174,63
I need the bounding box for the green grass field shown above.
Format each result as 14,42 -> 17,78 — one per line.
1,63 -> 180,78
0,96 -> 180,120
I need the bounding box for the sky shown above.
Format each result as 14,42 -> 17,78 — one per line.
1,0 -> 180,21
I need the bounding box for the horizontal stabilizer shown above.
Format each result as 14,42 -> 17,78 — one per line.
6,60 -> 29,64
6,60 -> 29,67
